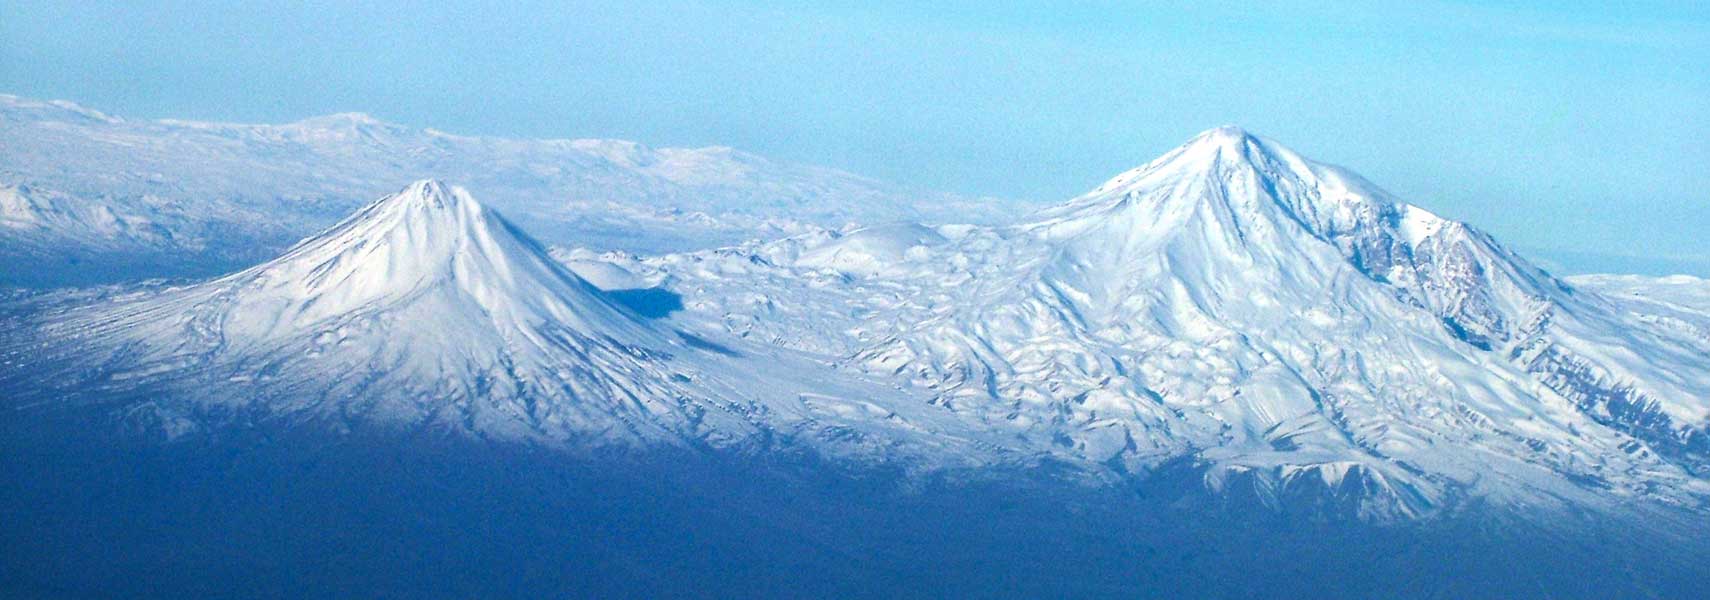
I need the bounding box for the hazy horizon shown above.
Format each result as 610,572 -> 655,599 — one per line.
4,1 -> 1706,276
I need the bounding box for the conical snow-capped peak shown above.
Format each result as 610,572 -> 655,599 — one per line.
213,179 -> 655,344
2,180 -> 724,447
385,178 -> 461,209
1069,126 -> 1275,196
326,178 -> 485,240
254,178 -> 527,299
318,178 -> 495,250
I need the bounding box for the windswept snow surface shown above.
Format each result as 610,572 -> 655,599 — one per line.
0,93 -> 1009,286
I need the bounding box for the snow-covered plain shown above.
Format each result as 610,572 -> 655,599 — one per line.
3,113 -> 1707,529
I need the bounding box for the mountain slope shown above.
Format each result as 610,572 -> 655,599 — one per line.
631,127 -> 1710,519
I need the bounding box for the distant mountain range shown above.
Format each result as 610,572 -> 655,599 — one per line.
0,94 -> 1011,287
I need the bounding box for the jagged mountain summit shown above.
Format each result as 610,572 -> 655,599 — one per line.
621,127 -> 1710,519
0,181 -> 1006,467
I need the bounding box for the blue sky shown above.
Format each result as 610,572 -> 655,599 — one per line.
2,1 -> 1706,274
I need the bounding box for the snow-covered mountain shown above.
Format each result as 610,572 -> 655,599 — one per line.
0,180 -> 1009,469
0,93 -> 1008,286
3,125 -> 1706,524
612,127 -> 1710,519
